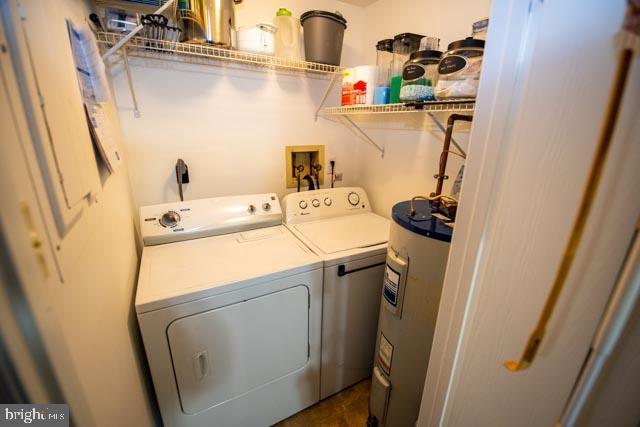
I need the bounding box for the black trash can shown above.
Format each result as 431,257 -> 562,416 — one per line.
300,10 -> 347,66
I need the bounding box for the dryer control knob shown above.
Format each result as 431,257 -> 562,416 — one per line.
262,202 -> 271,211
347,192 -> 360,206
312,199 -> 320,208
324,197 -> 332,206
299,200 -> 308,210
248,204 -> 256,214
159,210 -> 180,228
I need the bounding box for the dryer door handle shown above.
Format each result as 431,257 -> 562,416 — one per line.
193,351 -> 209,381
337,261 -> 385,277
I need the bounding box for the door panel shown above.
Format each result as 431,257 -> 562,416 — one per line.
419,0 -> 640,425
167,285 -> 309,414
3,1 -> 99,237
321,255 -> 385,399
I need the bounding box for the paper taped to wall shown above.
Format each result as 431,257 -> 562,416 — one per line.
67,19 -> 121,173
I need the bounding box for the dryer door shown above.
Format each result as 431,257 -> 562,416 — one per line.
167,285 -> 310,414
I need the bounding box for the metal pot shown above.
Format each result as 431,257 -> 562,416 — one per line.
179,0 -> 242,47
202,0 -> 242,47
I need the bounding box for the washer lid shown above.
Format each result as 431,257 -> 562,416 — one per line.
293,213 -> 390,254
135,226 -> 321,313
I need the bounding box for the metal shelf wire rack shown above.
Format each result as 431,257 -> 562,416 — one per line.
323,99 -> 475,115
96,31 -> 342,76
321,100 -> 475,158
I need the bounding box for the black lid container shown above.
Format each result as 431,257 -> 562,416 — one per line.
392,33 -> 424,54
376,39 -> 394,52
300,10 -> 348,66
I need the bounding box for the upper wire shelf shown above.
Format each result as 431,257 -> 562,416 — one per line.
96,31 -> 342,76
323,99 -> 475,115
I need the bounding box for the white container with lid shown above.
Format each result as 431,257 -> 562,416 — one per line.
236,23 -> 278,55
274,8 -> 302,60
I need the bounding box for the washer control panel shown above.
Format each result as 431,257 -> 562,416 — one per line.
282,187 -> 371,224
140,193 -> 282,246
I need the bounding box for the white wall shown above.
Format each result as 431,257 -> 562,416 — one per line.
114,0 -> 491,219
113,0 -> 367,210
355,0 -> 491,217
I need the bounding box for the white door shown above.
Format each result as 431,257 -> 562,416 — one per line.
419,0 -> 640,425
167,285 -> 310,414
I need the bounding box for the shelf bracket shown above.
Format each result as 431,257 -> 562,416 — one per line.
427,112 -> 466,158
340,115 -> 385,158
121,48 -> 140,118
315,70 -> 342,121
100,0 -> 175,117
101,0 -> 175,61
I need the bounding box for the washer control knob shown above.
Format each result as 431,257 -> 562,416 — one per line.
312,199 -> 320,208
262,202 -> 271,211
248,204 -> 256,214
324,197 -> 332,206
159,210 -> 180,228
299,200 -> 308,210
347,192 -> 360,206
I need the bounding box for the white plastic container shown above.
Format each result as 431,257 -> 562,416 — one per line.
342,66 -> 377,106
355,65 -> 378,105
274,9 -> 302,60
236,23 -> 277,55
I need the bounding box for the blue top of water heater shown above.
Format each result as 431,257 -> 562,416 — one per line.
391,200 -> 453,242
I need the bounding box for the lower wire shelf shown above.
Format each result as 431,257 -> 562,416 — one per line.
322,100 -> 476,158
323,99 -> 475,115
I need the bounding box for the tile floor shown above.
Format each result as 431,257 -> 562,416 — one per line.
274,379 -> 371,427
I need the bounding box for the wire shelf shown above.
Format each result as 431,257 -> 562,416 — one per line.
323,99 -> 476,115
96,31 -> 342,76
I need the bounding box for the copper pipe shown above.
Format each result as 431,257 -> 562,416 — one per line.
433,114 -> 473,207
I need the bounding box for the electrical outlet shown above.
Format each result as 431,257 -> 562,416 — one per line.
335,173 -> 343,182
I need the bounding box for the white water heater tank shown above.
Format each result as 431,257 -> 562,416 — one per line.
369,200 -> 452,427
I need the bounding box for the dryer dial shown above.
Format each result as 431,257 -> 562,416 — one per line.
159,211 -> 180,228
324,197 -> 332,206
347,192 -> 360,206
312,199 -> 320,208
299,200 -> 308,210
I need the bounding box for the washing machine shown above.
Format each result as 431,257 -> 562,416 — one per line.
368,199 -> 452,427
135,194 -> 323,427
282,187 -> 390,400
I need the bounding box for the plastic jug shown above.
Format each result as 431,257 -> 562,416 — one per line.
274,8 -> 302,60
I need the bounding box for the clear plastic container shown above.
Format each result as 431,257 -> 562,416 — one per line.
274,8 -> 302,60
374,39 -> 393,104
390,33 -> 423,103
399,50 -> 441,102
435,37 -> 485,99
472,19 -> 489,41
419,36 -> 440,51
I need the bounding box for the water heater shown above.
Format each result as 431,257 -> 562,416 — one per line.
368,200 -> 452,426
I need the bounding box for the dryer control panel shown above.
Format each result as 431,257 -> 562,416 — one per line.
140,194 -> 282,246
282,187 -> 371,224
